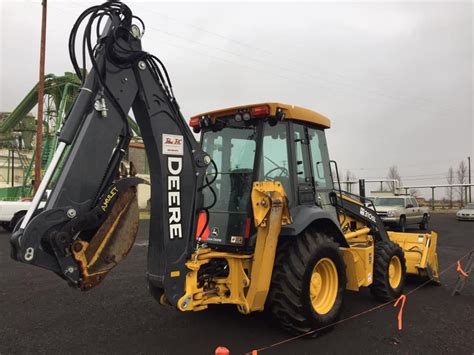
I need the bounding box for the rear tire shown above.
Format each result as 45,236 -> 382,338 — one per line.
267,229 -> 346,335
370,242 -> 406,301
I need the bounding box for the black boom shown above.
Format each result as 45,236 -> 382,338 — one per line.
10,2 -> 209,305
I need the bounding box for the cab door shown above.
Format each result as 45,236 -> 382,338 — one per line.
307,127 -> 336,217
291,123 -> 315,205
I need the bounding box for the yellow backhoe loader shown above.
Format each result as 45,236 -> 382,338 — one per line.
10,1 -> 439,335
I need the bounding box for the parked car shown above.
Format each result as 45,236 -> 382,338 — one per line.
456,203 -> 474,221
0,191 -> 49,232
0,201 -> 32,232
372,196 -> 430,232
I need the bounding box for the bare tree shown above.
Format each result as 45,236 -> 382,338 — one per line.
446,166 -> 454,208
456,160 -> 468,205
386,165 -> 401,193
410,188 -> 420,198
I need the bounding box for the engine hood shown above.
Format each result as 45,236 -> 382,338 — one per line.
375,206 -> 403,213
457,208 -> 474,215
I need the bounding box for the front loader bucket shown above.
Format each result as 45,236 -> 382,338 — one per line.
72,186 -> 140,290
388,231 -> 440,283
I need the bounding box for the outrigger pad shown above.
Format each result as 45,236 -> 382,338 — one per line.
72,187 -> 139,291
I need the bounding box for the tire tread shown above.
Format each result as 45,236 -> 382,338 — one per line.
370,241 -> 406,301
267,231 -> 346,334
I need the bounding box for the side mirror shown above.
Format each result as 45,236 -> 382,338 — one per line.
406,204 -> 413,208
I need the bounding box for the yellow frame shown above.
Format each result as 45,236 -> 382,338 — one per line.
176,181 -> 292,313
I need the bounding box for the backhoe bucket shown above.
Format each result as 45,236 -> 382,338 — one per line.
388,231 -> 440,283
72,187 -> 140,290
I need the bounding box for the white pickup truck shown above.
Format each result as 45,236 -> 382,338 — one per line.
0,194 -> 48,232
0,200 -> 32,232
371,196 -> 430,232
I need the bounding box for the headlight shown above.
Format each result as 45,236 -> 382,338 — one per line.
387,210 -> 397,217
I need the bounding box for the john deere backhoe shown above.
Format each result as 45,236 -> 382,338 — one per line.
10,1 -> 440,334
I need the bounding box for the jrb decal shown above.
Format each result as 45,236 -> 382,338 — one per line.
162,134 -> 184,156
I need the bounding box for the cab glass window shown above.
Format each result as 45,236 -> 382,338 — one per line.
201,126 -> 257,244
259,123 -> 291,197
230,138 -> 255,170
308,128 -> 332,189
202,127 -> 257,209
293,124 -> 311,184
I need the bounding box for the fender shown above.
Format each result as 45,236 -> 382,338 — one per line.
280,205 -> 349,247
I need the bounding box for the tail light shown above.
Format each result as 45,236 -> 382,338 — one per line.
189,116 -> 201,133
250,105 -> 270,118
189,116 -> 200,127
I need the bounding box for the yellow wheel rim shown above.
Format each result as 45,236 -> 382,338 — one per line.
310,258 -> 338,315
388,256 -> 402,289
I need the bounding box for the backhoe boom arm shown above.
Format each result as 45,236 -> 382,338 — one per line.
10,2 -> 209,305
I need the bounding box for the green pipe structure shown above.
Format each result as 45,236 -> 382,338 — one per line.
0,73 -> 81,200
0,73 -> 79,134
0,72 -> 142,200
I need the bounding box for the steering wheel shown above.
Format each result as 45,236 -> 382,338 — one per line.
264,166 -> 289,181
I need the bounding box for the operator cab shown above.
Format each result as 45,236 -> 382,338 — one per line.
190,103 -> 335,250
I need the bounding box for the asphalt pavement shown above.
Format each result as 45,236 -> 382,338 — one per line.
0,213 -> 472,354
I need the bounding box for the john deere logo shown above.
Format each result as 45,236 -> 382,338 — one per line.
211,227 -> 219,238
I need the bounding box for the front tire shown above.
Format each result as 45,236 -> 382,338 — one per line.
267,229 -> 346,335
370,241 -> 406,301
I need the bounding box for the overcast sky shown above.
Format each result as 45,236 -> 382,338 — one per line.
1,0 -> 473,198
